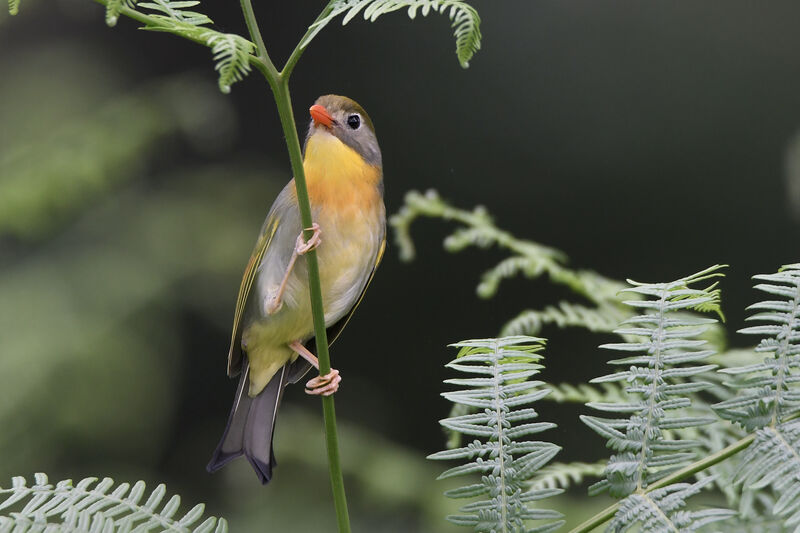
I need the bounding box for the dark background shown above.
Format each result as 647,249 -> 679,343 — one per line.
2,1 -> 799,530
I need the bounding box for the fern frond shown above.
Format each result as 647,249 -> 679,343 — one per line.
736,419 -> 800,527
390,190 -> 627,309
501,301 -> 627,337
103,0 -> 255,93
429,336 -> 564,532
714,264 -> 800,430
304,0 -> 481,68
8,0 -> 19,16
609,477 -> 734,532
147,23 -> 254,93
544,382 -> 629,405
581,265 -> 725,498
202,32 -> 255,93
138,0 -> 212,25
0,473 -> 227,532
528,461 -> 606,491
105,0 -> 137,27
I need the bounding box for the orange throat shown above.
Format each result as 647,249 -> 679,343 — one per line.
299,130 -> 382,215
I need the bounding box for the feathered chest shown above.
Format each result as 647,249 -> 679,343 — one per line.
302,130 -> 383,219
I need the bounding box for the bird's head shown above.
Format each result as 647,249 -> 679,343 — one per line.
305,94 -> 382,168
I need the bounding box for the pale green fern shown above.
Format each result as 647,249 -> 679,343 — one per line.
428,336 -> 564,532
102,0 -> 254,94
608,477 -> 734,532
735,419 -> 800,527
8,0 -> 19,15
105,0 -> 136,26
501,302 -> 627,337
714,264 -> 800,430
203,32 -> 256,93
709,264 -> 800,526
528,461 -> 606,492
138,0 -> 211,25
544,382 -> 629,405
0,473 -> 227,532
391,190 -> 630,338
579,266 -> 735,532
581,265 -> 725,498
303,0 -> 481,67
393,190 -> 641,454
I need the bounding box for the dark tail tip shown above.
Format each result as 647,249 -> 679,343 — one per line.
246,448 -> 277,485
207,361 -> 285,485
206,450 -> 242,474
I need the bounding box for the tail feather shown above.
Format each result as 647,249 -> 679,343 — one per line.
207,359 -> 287,484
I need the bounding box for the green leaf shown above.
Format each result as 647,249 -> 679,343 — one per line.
303,0 -> 481,68
583,266 -> 725,498
0,474 -> 227,532
202,32 -> 256,93
430,336 -> 562,531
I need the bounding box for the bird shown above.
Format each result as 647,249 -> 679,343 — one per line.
206,95 -> 386,484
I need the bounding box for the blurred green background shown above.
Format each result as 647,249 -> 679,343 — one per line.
1,1 -> 799,531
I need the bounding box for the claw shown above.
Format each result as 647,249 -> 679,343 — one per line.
305,369 -> 341,396
296,223 -> 322,255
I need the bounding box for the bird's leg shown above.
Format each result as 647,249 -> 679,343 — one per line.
265,223 -> 322,315
289,340 -> 341,396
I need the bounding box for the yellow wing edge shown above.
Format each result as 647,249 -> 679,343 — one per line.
226,217 -> 280,376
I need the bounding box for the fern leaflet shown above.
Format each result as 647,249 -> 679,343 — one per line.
501,302 -> 627,337
102,0 -> 256,93
705,265 -> 800,527
544,382 -> 629,405
304,0 -> 481,68
202,32 -> 256,94
8,0 -> 19,15
528,461 -> 606,492
0,473 -> 227,532
428,336 -> 564,532
714,264 -> 800,430
735,419 -> 800,528
609,477 -> 734,532
581,265 -> 725,498
105,0 -> 137,26
138,0 -> 212,25
390,190 -> 626,307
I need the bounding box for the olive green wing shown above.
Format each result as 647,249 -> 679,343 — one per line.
287,236 -> 387,384
226,214 -> 281,377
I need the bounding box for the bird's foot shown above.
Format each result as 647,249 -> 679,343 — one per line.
305,369 -> 341,396
264,285 -> 283,315
295,223 -> 322,255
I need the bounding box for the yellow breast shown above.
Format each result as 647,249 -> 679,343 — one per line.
300,130 -> 382,216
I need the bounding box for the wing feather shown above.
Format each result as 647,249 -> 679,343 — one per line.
227,214 -> 280,376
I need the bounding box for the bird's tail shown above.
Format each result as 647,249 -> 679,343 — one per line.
206,358 -> 286,484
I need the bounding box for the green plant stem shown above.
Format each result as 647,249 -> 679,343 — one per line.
240,3 -> 350,532
90,1 -> 197,42
266,77 -> 351,533
239,0 -> 270,65
89,0 -> 351,530
568,433 -> 755,533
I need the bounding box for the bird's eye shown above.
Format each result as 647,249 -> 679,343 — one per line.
347,114 -> 361,130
